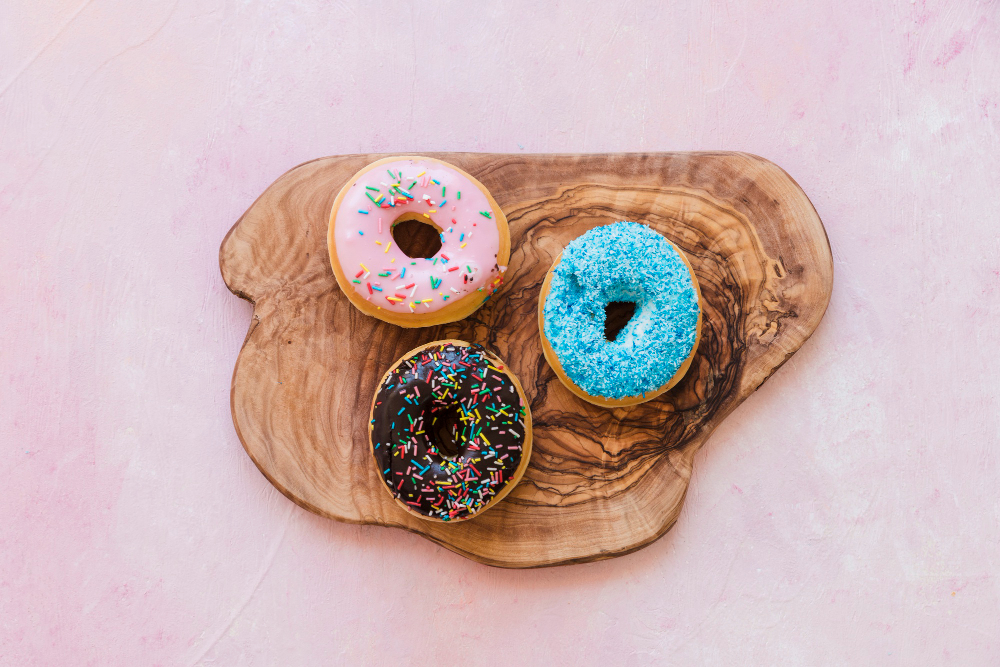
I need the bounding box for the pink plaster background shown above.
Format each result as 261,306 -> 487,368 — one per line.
2,0 -> 998,664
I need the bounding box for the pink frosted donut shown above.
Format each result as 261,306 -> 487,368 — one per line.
328,156 -> 510,327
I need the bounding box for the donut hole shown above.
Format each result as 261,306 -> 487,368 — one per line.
391,214 -> 443,259
604,301 -> 637,341
428,406 -> 466,460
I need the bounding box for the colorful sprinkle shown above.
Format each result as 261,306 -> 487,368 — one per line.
370,343 -> 527,521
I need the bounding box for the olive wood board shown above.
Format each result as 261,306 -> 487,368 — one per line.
220,152 -> 833,568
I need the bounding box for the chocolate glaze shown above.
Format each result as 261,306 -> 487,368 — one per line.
370,342 -> 528,521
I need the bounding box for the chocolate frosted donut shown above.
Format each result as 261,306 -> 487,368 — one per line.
369,340 -> 532,522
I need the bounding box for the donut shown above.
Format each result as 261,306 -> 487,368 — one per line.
538,221 -> 703,408
329,156 -> 510,327
369,340 -> 532,522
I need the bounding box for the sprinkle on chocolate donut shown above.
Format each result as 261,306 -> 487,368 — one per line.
369,341 -> 531,522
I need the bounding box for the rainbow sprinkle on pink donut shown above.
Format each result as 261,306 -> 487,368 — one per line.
333,158 -> 506,315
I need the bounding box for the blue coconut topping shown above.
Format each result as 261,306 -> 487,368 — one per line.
543,221 -> 700,400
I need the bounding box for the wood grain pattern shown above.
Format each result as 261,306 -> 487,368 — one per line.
220,152 -> 833,568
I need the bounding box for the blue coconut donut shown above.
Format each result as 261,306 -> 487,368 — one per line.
538,221 -> 702,407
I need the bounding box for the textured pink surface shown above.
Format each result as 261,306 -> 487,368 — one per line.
1,1 -> 998,664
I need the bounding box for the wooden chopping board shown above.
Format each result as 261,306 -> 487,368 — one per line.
220,152 -> 833,568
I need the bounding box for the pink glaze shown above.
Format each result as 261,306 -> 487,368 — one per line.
333,158 -> 505,314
